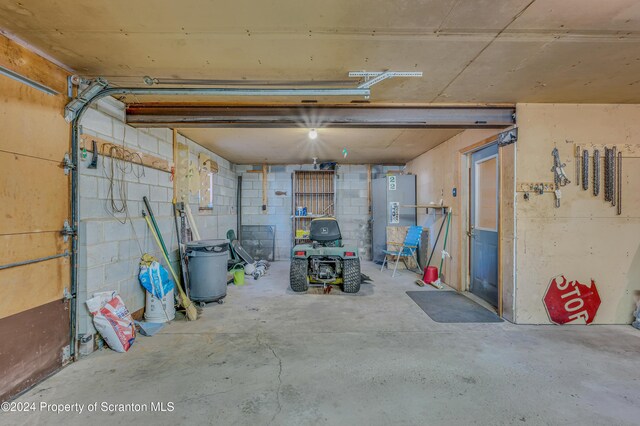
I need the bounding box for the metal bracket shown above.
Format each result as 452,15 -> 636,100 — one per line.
61,220 -> 76,242
63,288 -> 73,301
349,71 -> 423,89
64,77 -> 109,122
497,128 -> 518,147
61,345 -> 71,364
62,152 -> 76,175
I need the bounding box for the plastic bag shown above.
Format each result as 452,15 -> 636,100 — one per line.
86,291 -> 135,353
139,257 -> 174,299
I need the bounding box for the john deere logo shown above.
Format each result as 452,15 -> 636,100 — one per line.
321,227 -> 328,234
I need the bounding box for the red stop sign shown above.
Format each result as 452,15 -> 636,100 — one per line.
543,275 -> 601,325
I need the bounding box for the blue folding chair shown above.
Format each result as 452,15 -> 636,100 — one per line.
381,226 -> 423,277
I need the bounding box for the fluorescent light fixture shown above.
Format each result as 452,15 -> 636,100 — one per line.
309,128 -> 318,140
0,65 -> 58,96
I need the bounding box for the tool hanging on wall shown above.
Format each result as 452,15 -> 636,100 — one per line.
88,139 -> 98,169
581,149 -> 589,191
575,145 -> 580,186
551,148 -> 570,208
604,147 -> 612,202
617,151 -> 622,215
611,146 -> 617,207
592,149 -> 600,196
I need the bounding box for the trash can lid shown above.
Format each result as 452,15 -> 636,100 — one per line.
185,239 -> 229,253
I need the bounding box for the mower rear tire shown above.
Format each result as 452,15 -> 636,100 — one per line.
290,258 -> 309,292
343,259 -> 361,293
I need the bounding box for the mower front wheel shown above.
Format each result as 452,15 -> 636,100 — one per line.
290,258 -> 309,292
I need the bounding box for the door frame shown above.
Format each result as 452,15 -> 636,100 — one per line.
469,146 -> 500,308
458,134 -> 511,318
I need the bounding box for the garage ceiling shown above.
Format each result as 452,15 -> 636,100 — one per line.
178,128 -> 462,164
1,0 -> 638,163
1,0 -> 639,104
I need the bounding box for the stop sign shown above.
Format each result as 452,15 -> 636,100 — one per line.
543,275 -> 601,325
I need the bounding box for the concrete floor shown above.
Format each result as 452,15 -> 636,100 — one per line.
7,261 -> 640,425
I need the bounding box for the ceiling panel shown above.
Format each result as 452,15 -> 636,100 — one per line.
178,127 -> 462,164
1,0 -> 639,103
509,0 -> 640,32
437,37 -> 640,103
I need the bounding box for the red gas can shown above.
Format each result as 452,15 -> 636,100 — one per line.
423,266 -> 438,284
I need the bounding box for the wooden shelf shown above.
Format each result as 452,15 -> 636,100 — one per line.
292,170 -> 336,247
402,204 -> 449,209
295,192 -> 334,195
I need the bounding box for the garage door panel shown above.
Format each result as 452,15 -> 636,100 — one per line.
0,232 -> 69,265
0,34 -> 71,402
0,256 -> 69,320
0,152 -> 70,235
0,299 -> 69,402
0,76 -> 70,161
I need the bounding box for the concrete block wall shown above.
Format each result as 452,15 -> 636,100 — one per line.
77,97 -> 236,339
236,164 -> 292,260
335,165 -> 371,259
236,164 -> 402,260
179,134 -> 237,240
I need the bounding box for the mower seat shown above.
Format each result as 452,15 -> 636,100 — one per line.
309,217 -> 342,244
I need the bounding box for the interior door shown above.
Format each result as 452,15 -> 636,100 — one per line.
470,144 -> 499,307
0,37 -> 71,402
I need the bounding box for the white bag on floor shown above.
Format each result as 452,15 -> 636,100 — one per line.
86,291 -> 136,353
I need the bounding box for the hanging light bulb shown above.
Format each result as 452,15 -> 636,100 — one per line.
308,128 -> 318,140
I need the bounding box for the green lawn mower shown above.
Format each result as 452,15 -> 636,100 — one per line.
290,217 -> 361,293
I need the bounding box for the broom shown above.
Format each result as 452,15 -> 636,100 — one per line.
433,210 -> 452,288
142,210 -> 198,321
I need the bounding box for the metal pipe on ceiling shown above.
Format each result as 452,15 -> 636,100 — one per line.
66,86 -> 371,122
145,77 -> 357,87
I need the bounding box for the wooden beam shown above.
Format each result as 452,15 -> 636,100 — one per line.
367,164 -> 372,216
172,128 -> 178,202
262,164 -> 268,213
80,134 -> 171,173
126,104 -> 516,129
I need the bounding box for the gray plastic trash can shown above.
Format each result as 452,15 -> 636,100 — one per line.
185,239 -> 229,303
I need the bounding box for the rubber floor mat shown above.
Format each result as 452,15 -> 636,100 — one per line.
406,291 -> 503,323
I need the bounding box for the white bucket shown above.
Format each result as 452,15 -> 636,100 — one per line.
144,288 -> 175,323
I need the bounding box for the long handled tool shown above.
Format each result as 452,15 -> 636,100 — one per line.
143,198 -> 197,321
436,211 -> 452,284
173,201 -> 191,297
425,210 -> 448,269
